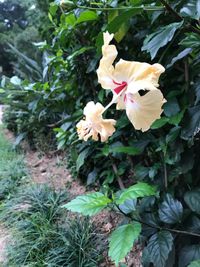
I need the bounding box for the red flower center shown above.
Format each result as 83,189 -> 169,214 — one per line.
113,80 -> 127,95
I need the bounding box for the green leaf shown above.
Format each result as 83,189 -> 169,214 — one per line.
159,194 -> 183,224
62,192 -> 112,216
184,189 -> 200,214
188,260 -> 200,267
180,33 -> 200,49
76,11 -> 98,24
164,98 -> 180,117
76,148 -> 90,171
10,76 -> 21,86
166,126 -> 181,144
108,10 -> 130,43
194,79 -> 200,104
107,8 -> 142,34
108,223 -> 141,265
168,110 -> 185,126
142,21 -> 183,59
180,0 -> 200,19
181,105 -> 200,140
109,145 -> 141,156
116,182 -> 156,204
166,48 -> 192,68
67,46 -> 94,61
151,117 -> 169,129
119,199 -> 137,214
179,245 -> 200,267
187,216 -> 200,234
146,231 -> 174,267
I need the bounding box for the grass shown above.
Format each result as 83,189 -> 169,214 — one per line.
0,127 -> 27,200
0,128 -> 103,267
3,185 -> 102,267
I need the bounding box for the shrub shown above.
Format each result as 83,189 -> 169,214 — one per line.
1,0 -> 200,266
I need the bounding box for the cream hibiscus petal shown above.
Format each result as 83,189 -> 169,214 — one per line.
76,101 -> 116,142
125,90 -> 166,132
97,32 -> 118,90
114,59 -> 165,88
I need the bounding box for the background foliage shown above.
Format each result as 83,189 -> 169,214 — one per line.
0,0 -> 200,266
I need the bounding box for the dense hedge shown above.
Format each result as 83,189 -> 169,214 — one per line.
1,0 -> 200,266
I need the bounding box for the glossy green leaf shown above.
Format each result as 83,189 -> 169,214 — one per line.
184,189 -> 200,214
179,33 -> 200,49
188,260 -> 200,267
159,194 -> 183,224
194,79 -> 200,104
180,0 -> 200,19
166,48 -> 192,68
107,8 -> 142,34
146,231 -> 174,267
76,11 -> 98,24
181,105 -> 200,140
179,245 -> 200,267
108,223 -> 141,265
62,192 -> 112,216
76,148 -> 90,171
116,182 -> 156,204
119,199 -> 137,214
164,98 -> 180,117
142,21 -> 183,59
151,117 -> 169,129
109,145 -> 141,155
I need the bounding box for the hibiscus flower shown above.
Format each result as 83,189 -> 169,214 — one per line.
97,32 -> 166,132
76,101 -> 116,142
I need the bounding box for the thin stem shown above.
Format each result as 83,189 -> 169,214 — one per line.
76,5 -> 164,11
163,161 -> 168,189
116,205 -> 200,238
159,0 -> 182,21
112,163 -> 125,189
184,57 -> 189,91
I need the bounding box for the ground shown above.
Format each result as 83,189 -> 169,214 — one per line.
0,105 -> 142,267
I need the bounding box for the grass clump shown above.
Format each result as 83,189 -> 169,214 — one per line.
2,185 -> 102,267
0,129 -> 27,200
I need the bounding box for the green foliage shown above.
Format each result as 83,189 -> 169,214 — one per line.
145,231 -> 174,267
184,189 -> 200,214
1,184 -> 102,266
1,0 -> 200,266
108,223 -> 141,265
158,194 -> 183,224
188,260 -> 200,267
63,192 -> 112,216
117,182 -> 156,204
142,21 -> 183,59
179,245 -> 200,267
0,127 -> 27,200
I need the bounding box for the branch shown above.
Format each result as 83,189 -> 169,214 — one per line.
111,162 -> 125,189
76,5 -> 164,11
116,205 -> 200,238
159,0 -> 182,21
